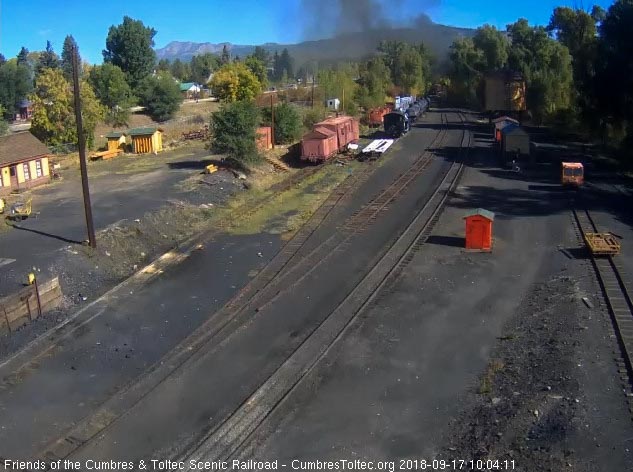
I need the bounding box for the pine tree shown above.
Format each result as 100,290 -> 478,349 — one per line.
61,35 -> 80,80
221,45 -> 231,64
17,47 -> 29,65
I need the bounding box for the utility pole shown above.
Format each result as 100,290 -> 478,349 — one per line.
311,76 -> 315,109
270,93 -> 275,150
71,44 -> 96,248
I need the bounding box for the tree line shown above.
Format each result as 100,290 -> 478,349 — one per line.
445,0 -> 633,159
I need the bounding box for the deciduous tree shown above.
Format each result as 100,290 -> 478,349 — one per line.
89,63 -> 133,125
210,62 -> 261,102
29,68 -> 104,148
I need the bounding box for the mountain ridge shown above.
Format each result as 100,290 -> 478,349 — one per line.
155,22 -> 474,64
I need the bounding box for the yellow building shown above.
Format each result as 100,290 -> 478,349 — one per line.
105,131 -> 127,151
0,132 -> 51,196
129,127 -> 163,154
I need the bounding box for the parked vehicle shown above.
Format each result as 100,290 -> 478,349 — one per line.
384,111 -> 410,138
561,162 -> 584,187
8,198 -> 32,220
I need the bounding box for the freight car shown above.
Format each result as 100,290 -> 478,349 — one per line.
384,111 -> 410,138
367,105 -> 393,127
301,115 -> 360,163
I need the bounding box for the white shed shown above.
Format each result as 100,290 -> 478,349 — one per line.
326,98 -> 340,111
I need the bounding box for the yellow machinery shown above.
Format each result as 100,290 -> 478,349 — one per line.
8,198 -> 32,220
585,233 -> 621,255
0,198 -> 5,214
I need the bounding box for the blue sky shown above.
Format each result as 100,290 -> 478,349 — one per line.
0,0 -> 615,64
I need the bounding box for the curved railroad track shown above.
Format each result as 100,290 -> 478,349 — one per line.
33,113 -> 454,461
181,111 -> 470,463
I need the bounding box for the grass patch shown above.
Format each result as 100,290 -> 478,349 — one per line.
478,359 -> 505,395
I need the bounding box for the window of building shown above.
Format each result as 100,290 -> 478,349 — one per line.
23,163 -> 30,181
35,160 -> 42,178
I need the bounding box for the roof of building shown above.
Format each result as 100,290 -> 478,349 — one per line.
500,123 -> 528,136
0,132 -> 50,166
179,82 -> 196,91
17,99 -> 32,108
105,131 -> 126,138
562,162 -> 584,168
128,127 -> 162,136
464,208 -> 495,221
492,116 -> 519,124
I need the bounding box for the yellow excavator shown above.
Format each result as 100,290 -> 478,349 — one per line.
7,198 -> 32,220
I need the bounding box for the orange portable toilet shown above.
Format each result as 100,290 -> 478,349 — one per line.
464,208 -> 495,251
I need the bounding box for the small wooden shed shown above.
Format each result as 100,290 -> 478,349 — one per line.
464,208 -> 495,252
105,131 -> 127,151
501,124 -> 530,156
129,127 -> 163,154
492,116 -> 519,141
256,127 -> 273,151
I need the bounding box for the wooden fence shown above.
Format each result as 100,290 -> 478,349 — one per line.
0,277 -> 63,334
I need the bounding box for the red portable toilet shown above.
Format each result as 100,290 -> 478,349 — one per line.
464,208 -> 495,251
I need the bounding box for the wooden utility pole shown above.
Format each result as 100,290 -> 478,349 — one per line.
271,94 -> 275,150
311,77 -> 315,109
71,44 -> 96,248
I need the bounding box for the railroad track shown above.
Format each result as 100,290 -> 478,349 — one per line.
34,114 -> 453,461
573,206 -> 633,412
182,112 -> 470,463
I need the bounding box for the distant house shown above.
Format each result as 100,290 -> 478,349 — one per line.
129,127 -> 163,154
0,132 -> 51,195
179,82 -> 201,99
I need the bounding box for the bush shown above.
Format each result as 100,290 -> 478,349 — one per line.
136,72 -> 183,122
302,107 -> 327,130
262,103 -> 302,144
210,101 -> 261,165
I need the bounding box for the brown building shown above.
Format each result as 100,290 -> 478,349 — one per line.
0,132 -> 51,195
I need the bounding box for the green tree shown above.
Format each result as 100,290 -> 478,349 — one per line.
262,103 -> 302,144
0,105 -> 8,136
30,68 -> 104,148
507,19 -> 574,123
210,100 -> 261,164
61,35 -> 80,80
594,0 -> 633,140
251,46 -> 270,64
136,71 -> 183,121
170,58 -> 190,81
157,58 -> 170,72
244,56 -> 268,89
37,40 -> 60,74
103,16 -> 157,90
17,47 -> 29,65
221,45 -> 231,64
89,63 -> 133,125
317,65 -> 358,111
448,38 -> 484,104
190,53 -> 219,85
356,57 -> 392,109
0,59 -> 33,115
210,62 -> 262,102
473,25 -> 509,71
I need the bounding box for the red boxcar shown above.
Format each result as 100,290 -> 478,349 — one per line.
301,127 -> 339,162
301,115 -> 359,162
367,105 -> 392,127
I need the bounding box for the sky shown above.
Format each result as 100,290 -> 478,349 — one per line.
0,0 -> 615,64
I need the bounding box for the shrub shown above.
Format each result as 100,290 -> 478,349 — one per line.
210,100 -> 261,165
262,103 -> 302,144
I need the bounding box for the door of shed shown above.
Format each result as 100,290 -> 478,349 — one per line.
464,209 -> 494,251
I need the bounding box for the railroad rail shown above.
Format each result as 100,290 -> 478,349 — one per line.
573,207 -> 633,410
33,112 -> 456,461
182,112 -> 470,463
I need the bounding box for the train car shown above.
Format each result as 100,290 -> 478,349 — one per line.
301,115 -> 360,163
384,111 -> 410,138
367,105 -> 392,127
395,96 -> 415,112
561,162 -> 584,187
406,104 -> 421,123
